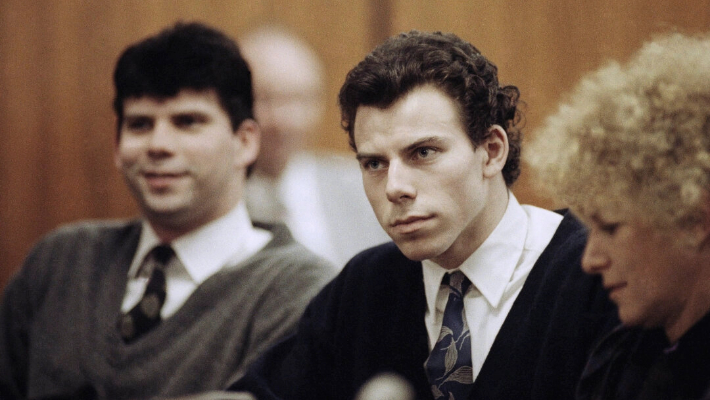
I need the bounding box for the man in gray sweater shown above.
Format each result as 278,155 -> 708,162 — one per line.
0,22 -> 335,400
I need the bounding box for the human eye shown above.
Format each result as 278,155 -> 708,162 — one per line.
412,146 -> 438,160
591,215 -> 621,236
173,113 -> 207,130
359,157 -> 385,172
123,116 -> 153,133
598,222 -> 620,235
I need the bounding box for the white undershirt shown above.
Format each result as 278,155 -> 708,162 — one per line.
422,193 -> 563,381
121,201 -> 272,318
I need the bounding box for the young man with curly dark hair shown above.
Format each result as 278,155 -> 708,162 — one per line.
228,30 -> 617,400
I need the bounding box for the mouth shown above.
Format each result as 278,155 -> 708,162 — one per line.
142,171 -> 187,189
604,282 -> 627,297
390,215 -> 433,234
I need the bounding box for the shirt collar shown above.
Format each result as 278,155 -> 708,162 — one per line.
128,202 -> 272,284
423,192 -> 528,311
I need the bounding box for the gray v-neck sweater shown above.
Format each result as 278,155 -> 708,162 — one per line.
0,220 -> 336,400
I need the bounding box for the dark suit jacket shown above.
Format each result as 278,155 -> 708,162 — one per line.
229,211 -> 618,400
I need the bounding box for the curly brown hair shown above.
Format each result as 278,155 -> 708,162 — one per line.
527,32 -> 710,231
338,30 -> 523,187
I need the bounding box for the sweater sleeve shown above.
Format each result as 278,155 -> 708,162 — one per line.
0,269 -> 31,400
227,243 -> 429,400
0,230 -> 60,400
227,264 -> 348,400
0,222 -> 135,400
233,252 -> 337,383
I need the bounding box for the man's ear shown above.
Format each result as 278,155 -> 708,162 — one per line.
481,124 -> 509,179
233,118 -> 261,169
113,126 -> 123,171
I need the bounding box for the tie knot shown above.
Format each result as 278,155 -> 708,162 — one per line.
150,244 -> 174,266
443,271 -> 471,296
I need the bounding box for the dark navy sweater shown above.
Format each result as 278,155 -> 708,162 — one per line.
229,211 -> 618,400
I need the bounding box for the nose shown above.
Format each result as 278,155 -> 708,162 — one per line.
581,229 -> 610,274
385,161 -> 416,203
147,121 -> 175,157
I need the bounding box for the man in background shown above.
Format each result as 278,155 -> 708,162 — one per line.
239,26 -> 389,267
0,22 -> 334,400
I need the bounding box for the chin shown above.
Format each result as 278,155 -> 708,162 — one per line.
395,239 -> 440,262
617,308 -> 648,329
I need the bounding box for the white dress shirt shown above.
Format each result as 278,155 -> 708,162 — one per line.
245,152 -> 390,267
121,201 -> 272,318
422,193 -> 563,381
277,154 -> 338,263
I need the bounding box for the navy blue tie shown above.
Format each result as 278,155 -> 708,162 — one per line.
425,271 -> 474,400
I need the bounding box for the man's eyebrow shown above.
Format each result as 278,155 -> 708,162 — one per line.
123,113 -> 151,119
172,109 -> 210,114
355,152 -> 378,161
403,136 -> 445,153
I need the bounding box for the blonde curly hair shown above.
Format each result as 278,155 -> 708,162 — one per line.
526,32 -> 710,231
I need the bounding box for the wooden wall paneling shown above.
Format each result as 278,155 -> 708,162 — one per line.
43,1 -> 94,226
309,0 -> 374,152
1,1 -> 56,285
367,0 -> 395,47
74,1 -> 135,221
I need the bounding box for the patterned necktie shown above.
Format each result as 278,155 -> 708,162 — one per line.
118,244 -> 174,343
425,271 -> 474,400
